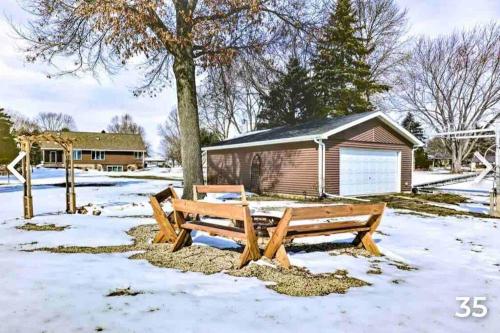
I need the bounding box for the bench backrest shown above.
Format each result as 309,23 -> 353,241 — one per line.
193,185 -> 247,204
288,203 -> 386,222
172,198 -> 249,221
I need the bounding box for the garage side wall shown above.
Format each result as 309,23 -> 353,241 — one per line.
324,118 -> 413,194
207,142 -> 318,196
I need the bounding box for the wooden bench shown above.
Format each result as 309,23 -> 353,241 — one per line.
264,203 -> 386,268
171,199 -> 260,268
149,186 -> 182,244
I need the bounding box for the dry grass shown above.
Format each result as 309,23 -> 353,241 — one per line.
106,287 -> 143,297
17,223 -> 68,232
250,192 -> 491,218
366,194 -> 492,218
29,224 -> 370,296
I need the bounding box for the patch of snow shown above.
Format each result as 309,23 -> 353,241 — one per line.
413,169 -> 474,186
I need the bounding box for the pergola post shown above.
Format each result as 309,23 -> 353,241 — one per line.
22,139 -> 33,219
64,148 -> 70,213
69,143 -> 76,213
491,123 -> 500,217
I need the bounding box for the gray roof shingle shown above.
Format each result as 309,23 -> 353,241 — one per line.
39,131 -> 146,151
209,111 -> 378,148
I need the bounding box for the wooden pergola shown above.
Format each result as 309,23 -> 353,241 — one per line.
18,133 -> 76,219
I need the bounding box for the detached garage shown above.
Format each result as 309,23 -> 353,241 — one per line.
204,111 -> 423,197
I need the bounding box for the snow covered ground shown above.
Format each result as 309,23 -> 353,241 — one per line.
1,168 -> 499,332
413,169 -> 475,186
436,177 -> 496,214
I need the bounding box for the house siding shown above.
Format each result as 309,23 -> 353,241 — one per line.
42,149 -> 144,170
207,141 -> 319,196
207,118 -> 414,196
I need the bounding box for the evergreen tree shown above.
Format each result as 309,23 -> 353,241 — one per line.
402,112 -> 430,169
200,128 -> 222,147
258,57 -> 321,129
401,112 -> 426,141
313,0 -> 388,115
0,108 -> 19,165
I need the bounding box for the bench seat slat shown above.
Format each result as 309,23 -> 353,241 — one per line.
290,204 -> 385,220
268,221 -> 370,239
181,221 -> 247,239
283,226 -> 370,239
268,220 -> 366,233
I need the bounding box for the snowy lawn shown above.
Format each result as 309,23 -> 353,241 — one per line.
413,168 -> 475,186
0,169 -> 499,332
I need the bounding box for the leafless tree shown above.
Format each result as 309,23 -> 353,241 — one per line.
36,112 -> 77,131
199,56 -> 273,138
158,108 -> 182,166
396,23 -> 500,172
107,114 -> 145,136
15,0 -> 319,198
6,110 -> 40,135
107,113 -> 150,154
354,0 -> 408,82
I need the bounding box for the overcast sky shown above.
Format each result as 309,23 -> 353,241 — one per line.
0,0 -> 499,156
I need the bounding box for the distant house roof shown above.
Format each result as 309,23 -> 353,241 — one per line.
472,153 -> 495,163
39,131 -> 146,151
204,111 -> 423,151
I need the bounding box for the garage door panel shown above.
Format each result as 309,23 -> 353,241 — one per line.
339,148 -> 400,196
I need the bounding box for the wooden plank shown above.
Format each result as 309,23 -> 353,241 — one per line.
150,196 -> 177,243
359,233 -> 381,256
171,228 -> 190,252
290,203 -> 386,220
263,208 -> 292,259
272,220 -> 367,233
194,184 -> 245,194
243,206 -> 260,260
153,231 -> 168,243
283,226 -> 370,239
181,222 -> 246,239
172,199 -> 245,221
275,245 -> 291,269
155,186 -> 179,203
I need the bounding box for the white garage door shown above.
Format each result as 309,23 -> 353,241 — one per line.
339,148 -> 400,196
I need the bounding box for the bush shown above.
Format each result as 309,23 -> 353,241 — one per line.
415,147 -> 431,170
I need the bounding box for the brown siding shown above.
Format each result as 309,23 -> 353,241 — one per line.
79,151 -> 144,168
324,118 -> 413,194
207,142 -> 318,196
43,149 -> 144,169
207,118 -> 414,196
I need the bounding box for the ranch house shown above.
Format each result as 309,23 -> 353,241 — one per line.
204,111 -> 423,197
39,131 -> 146,172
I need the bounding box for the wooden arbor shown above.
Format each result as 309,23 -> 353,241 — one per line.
18,133 -> 77,219
436,122 -> 500,217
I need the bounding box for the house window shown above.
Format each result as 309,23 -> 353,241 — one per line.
106,165 -> 123,172
73,150 -> 82,160
91,151 -> 105,160
134,151 -> 143,159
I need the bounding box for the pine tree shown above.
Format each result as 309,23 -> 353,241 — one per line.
401,112 -> 426,141
313,0 -> 388,115
0,108 -> 19,165
258,57 -> 322,129
402,112 -> 430,169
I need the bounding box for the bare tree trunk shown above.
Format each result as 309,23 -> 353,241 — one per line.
450,141 -> 463,173
173,52 -> 203,199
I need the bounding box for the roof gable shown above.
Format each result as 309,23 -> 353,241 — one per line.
204,111 -> 423,151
